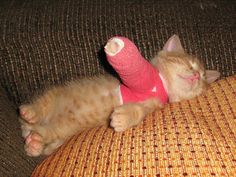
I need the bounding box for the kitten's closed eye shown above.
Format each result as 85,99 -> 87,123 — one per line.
179,62 -> 203,85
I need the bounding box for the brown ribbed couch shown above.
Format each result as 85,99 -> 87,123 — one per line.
0,1 -> 235,177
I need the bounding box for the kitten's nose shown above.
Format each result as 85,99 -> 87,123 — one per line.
193,72 -> 200,80
188,72 -> 200,81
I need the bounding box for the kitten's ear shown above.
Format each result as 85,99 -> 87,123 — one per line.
163,35 -> 185,53
205,70 -> 220,84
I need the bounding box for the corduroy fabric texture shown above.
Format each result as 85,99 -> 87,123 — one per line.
31,76 -> 236,177
0,0 -> 235,105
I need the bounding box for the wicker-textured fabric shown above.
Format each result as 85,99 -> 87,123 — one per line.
31,76 -> 236,177
0,0 -> 235,105
0,86 -> 43,177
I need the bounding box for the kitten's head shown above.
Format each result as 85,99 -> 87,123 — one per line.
151,35 -> 220,103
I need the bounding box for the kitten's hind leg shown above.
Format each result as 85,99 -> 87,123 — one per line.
24,131 -> 63,157
43,139 -> 64,155
19,94 -> 53,124
24,124 -> 66,156
24,132 -> 44,157
19,104 -> 39,124
20,120 -> 33,138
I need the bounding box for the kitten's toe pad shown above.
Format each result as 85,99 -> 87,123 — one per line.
110,108 -> 131,132
20,105 -> 37,123
25,132 -> 43,157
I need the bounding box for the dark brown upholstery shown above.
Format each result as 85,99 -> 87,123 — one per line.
0,0 -> 235,105
0,0 -> 235,176
0,86 -> 43,177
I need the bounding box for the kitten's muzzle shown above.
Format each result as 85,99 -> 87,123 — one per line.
179,71 -> 200,83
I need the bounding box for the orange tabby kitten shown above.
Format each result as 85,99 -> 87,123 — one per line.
19,35 -> 220,157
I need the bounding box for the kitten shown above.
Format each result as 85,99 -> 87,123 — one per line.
19,35 -> 220,157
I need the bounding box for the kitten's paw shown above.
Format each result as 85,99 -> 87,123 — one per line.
110,107 -> 132,132
19,105 -> 38,123
105,38 -> 124,56
25,132 -> 44,157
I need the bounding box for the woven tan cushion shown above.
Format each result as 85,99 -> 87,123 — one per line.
32,76 -> 236,177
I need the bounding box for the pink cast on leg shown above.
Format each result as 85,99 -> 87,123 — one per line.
105,37 -> 168,104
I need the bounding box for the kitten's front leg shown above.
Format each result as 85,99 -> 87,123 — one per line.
110,98 -> 163,132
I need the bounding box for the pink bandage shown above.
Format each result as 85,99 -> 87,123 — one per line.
105,37 -> 168,104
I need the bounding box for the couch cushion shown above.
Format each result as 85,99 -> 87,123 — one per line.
0,87 -> 43,177
31,75 -> 236,176
0,0 -> 235,105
